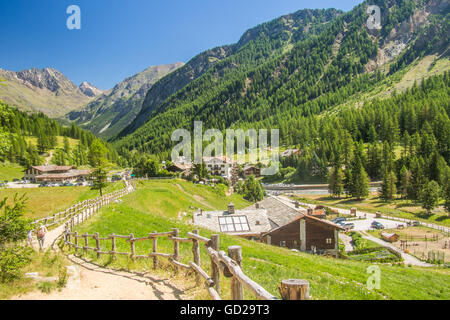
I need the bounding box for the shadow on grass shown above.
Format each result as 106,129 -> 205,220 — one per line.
435,215 -> 449,222
415,212 -> 433,220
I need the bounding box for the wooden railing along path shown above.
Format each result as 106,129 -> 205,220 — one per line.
62,225 -> 310,300
32,180 -> 135,228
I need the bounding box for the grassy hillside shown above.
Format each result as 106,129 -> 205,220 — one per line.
0,162 -> 25,181
1,182 -> 124,220
72,179 -> 450,300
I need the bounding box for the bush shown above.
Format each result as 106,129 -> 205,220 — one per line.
37,281 -> 54,294
0,247 -> 32,283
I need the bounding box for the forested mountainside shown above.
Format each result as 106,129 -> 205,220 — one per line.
118,8 -> 343,137
0,67 -> 95,117
66,63 -> 184,139
113,0 -> 449,158
0,102 -> 123,168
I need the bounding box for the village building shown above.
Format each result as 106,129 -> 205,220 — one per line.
202,156 -> 239,184
245,196 -> 307,229
306,207 -> 327,219
24,165 -> 92,183
192,202 -> 271,240
281,149 -> 301,158
242,164 -> 261,178
167,163 -> 193,176
261,215 -> 344,258
193,195 -> 343,257
381,232 -> 399,242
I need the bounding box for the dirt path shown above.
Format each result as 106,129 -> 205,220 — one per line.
17,181 -> 186,300
14,255 -> 185,300
339,233 -> 354,252
175,183 -> 215,210
44,150 -> 53,165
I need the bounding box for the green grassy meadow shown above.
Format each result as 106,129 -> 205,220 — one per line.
70,179 -> 450,300
1,182 -> 124,220
0,163 -> 25,181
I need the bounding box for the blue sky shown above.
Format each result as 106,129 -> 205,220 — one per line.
0,0 -> 363,90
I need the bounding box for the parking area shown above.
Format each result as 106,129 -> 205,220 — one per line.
3,181 -> 93,189
337,217 -> 407,231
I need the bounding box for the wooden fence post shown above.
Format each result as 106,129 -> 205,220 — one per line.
173,228 -> 180,273
211,234 -> 220,291
192,229 -> 201,285
95,232 -> 101,259
64,223 -> 69,243
228,246 -> 243,300
130,234 -> 135,261
83,233 -> 88,254
279,279 -> 310,300
111,234 -> 116,260
74,231 -> 79,255
152,231 -> 158,269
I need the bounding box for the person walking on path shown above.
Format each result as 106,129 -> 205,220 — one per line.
37,224 -> 48,251
26,229 -> 34,248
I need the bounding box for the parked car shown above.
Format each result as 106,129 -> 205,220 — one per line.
332,217 -> 347,224
371,221 -> 384,229
342,223 -> 355,230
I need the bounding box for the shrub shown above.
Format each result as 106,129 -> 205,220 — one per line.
37,281 -> 54,294
0,247 -> 32,282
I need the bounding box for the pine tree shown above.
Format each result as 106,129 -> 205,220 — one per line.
399,166 -> 410,199
380,170 -> 397,201
63,136 -> 70,154
242,175 -> 264,202
88,141 -> 109,196
420,180 -> 441,215
350,142 -> 369,200
328,164 -> 344,198
408,156 -> 426,200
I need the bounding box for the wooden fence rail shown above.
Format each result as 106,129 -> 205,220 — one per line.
32,180 -> 134,229
62,226 -> 309,300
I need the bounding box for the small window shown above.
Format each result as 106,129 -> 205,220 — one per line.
326,238 -> 332,244
280,241 -> 286,247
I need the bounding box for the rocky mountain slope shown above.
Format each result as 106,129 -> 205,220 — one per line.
112,0 -> 449,156
0,67 -> 94,117
79,82 -> 103,97
66,63 -> 184,139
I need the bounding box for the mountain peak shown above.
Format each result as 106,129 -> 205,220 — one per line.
79,81 -> 103,97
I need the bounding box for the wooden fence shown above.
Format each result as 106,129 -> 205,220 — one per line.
62,226 -> 310,300
32,180 -> 135,228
